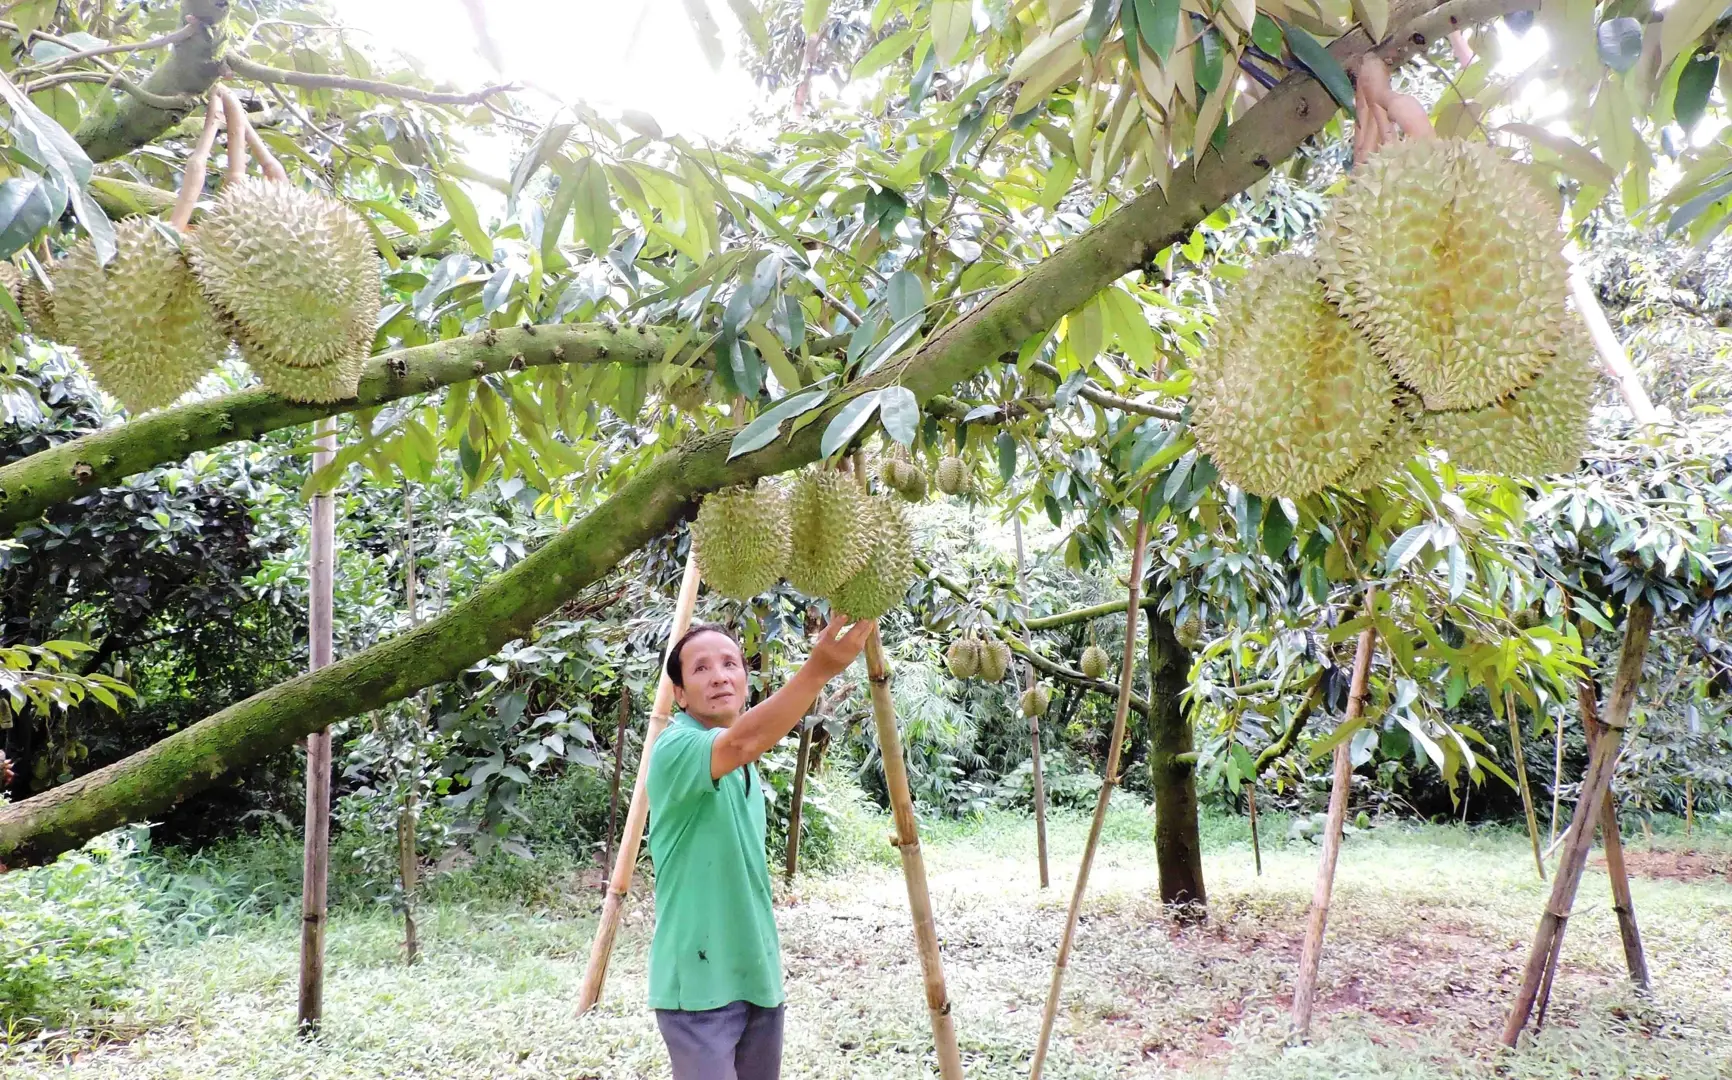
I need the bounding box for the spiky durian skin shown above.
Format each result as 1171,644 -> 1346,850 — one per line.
1333,394 -> 1427,492
1079,644 -> 1110,680
1020,683 -> 1053,718
1192,256 -> 1399,499
828,497 -> 915,620
691,483 -> 790,600
1422,324 -> 1600,477
188,177 -> 381,373
1317,138 -> 1573,411
0,262 -> 19,312
55,220 -> 231,414
978,638 -> 1011,682
1174,612 -> 1203,651
19,264 -> 59,340
785,469 -> 872,597
945,637 -> 981,679
882,459 -> 928,502
935,456 -> 970,495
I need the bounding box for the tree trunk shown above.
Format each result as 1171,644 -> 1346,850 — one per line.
1145,605 -> 1205,916
1503,601 -> 1654,1046
298,420 -> 336,1035
1291,613 -> 1379,1037
0,0 -> 1513,865
72,1 -> 228,164
784,721 -> 813,884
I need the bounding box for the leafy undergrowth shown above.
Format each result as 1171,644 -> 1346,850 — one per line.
3,811 -> 1729,1079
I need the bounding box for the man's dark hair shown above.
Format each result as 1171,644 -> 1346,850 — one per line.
665,623 -> 741,687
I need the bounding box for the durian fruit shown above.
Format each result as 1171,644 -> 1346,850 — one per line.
828,496 -> 916,620
881,459 -> 928,502
668,376 -> 710,412
945,636 -> 981,679
1079,644 -> 1110,680
978,637 -> 1011,682
0,261 -> 20,315
785,468 -> 872,597
1020,683 -> 1053,718
1512,607 -> 1541,630
1332,394 -> 1426,492
1173,611 -> 1203,651
690,482 -> 790,600
934,455 -> 971,495
1422,324 -> 1600,477
54,219 -> 232,414
188,177 -> 381,401
1191,256 -> 1400,499
1317,138 -> 1573,410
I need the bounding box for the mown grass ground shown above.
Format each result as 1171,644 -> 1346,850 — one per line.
5,808 -> 1730,1079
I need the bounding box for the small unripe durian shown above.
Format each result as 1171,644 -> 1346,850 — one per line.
935,455 -> 970,495
828,496 -> 916,620
55,219 -> 231,414
1079,644 -> 1110,680
882,459 -> 928,502
1192,256 -> 1399,499
945,637 -> 981,679
1512,608 -> 1541,630
978,638 -> 1012,682
1020,683 -> 1053,718
785,469 -> 871,596
691,482 -> 790,600
1317,138 -> 1574,410
19,266 -> 58,341
1174,611 -> 1203,651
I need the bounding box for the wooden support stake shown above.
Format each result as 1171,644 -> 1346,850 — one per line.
1290,607 -> 1380,1037
1014,517 -> 1050,889
1505,689 -> 1547,880
398,486 -> 422,965
1550,708 -> 1564,845
1502,601 -> 1654,1046
297,418 -> 337,1035
577,552 -> 702,1014
1247,782 -> 1263,877
784,719 -> 813,884
603,684 -> 631,885
1580,681 -> 1650,990
1029,505 -> 1151,1080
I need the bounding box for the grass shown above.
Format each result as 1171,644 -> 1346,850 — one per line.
3,806 -> 1729,1079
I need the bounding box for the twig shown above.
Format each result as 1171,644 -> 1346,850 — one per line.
18,19 -> 198,75
224,52 -> 514,106
22,69 -> 200,110
170,91 -> 223,231
1025,359 -> 1182,420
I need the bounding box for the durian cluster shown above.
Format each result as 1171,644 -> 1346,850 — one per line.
944,635 -> 1012,682
690,466 -> 917,620
8,181 -> 380,414
1192,138 -> 1599,498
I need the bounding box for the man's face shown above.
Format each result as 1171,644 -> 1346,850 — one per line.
673,630 -> 748,725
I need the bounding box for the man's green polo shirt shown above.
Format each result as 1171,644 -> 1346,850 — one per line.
645,711 -> 783,1011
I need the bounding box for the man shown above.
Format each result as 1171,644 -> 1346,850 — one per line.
647,614 -> 876,1080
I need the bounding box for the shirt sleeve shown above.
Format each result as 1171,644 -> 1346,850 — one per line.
647,723 -> 721,817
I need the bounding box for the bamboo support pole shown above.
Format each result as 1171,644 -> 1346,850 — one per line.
576,552 -> 702,1014
1013,517 -> 1050,889
1029,505 -> 1151,1080
297,418 -> 337,1034
602,684 -> 631,885
398,487 -> 421,965
784,720 -> 813,883
1248,783 -> 1263,877
1505,689 -> 1547,880
1502,601 -> 1654,1045
1566,254 -> 1662,425
1550,709 -> 1564,845
1290,607 -> 1380,1037
1580,681 -> 1650,990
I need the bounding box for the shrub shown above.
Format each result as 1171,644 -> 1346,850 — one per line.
0,830 -> 150,1031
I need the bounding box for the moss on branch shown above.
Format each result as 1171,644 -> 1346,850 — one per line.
72,1 -> 229,163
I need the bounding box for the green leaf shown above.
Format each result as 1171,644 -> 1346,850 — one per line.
931,0 -> 971,65
1250,14 -> 1284,56
435,176 -> 494,262
727,0 -> 771,53
997,431 -> 1017,483
621,110 -> 663,139
1674,53 -> 1719,132
1280,22 -> 1356,115
857,311 -> 924,376
729,388 -> 833,459
1082,0 -> 1120,55
1193,27 -> 1224,94
0,175 -> 59,259
509,120 -> 574,202
1137,0 -> 1180,62
1262,503 -> 1295,557
1384,524 -> 1431,571
1595,17 -> 1644,72
854,27 -> 919,78
680,0 -> 724,69
880,386 -> 920,445
885,269 -> 927,321
570,159 -> 616,255
1667,175 -> 1732,234
803,0 -> 830,34
820,390 -> 884,458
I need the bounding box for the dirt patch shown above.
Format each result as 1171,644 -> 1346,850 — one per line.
1593,849 -> 1732,884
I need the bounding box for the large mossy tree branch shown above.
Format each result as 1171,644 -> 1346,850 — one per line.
72,1 -> 229,163
0,0 -> 1520,867
0,324 -> 681,534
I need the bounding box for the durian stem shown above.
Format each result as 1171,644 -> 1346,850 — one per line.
219,84 -> 249,186
168,90 -> 223,231
219,84 -> 287,182
1029,500 -> 1151,1080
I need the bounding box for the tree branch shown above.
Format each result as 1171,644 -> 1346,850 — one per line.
1024,359 -> 1183,420
0,0 -> 1526,865
16,19 -> 199,75
72,0 -> 228,164
26,70 -> 202,111
223,52 -> 512,106
1024,594 -> 1161,631
1004,631 -> 1150,712
1253,675 -> 1325,776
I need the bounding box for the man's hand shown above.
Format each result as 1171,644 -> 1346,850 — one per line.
802,615 -> 876,682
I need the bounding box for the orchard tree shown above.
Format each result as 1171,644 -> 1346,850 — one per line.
1,0 -> 1730,865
